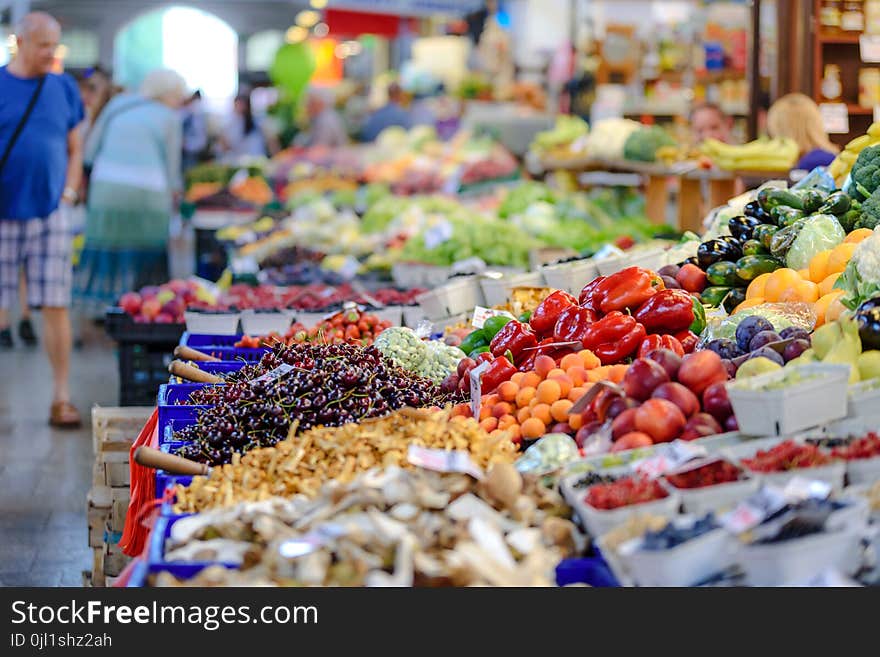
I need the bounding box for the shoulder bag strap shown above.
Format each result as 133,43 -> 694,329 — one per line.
0,75 -> 46,175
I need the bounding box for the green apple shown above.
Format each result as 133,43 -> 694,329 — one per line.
858,350 -> 880,381
736,357 -> 783,379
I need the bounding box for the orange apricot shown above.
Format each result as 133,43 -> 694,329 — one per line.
550,399 -> 574,422
497,380 -> 519,403
536,379 -> 562,404
531,403 -> 553,425
534,355 -> 556,379
520,417 -> 546,439
515,386 -> 536,408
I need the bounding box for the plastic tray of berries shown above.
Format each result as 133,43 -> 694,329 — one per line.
614,514 -> 736,587
572,475 -> 681,538
105,308 -> 187,344
723,438 -> 846,493
559,468 -> 628,510
165,341 -> 464,467
660,458 -> 760,516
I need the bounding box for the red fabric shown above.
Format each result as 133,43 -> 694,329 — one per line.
119,409 -> 158,557
325,9 -> 417,37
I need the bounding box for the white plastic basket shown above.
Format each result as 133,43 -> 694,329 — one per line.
570,489 -> 680,539
391,263 -> 423,289
372,306 -> 404,327
403,305 -> 427,329
239,310 -> 291,336
662,475 -> 760,516
183,311 -> 240,336
541,259 -> 599,295
596,248 -> 665,277
429,312 -> 469,333
421,265 -> 454,287
295,311 -> 328,328
738,527 -> 862,586
479,271 -> 545,307
846,381 -> 880,421
725,363 -> 850,436
619,528 -> 736,587
443,276 -> 484,315
844,455 -> 880,486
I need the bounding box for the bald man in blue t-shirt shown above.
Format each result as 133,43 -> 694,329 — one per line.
0,12 -> 85,428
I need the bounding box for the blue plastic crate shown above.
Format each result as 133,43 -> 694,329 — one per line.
159,382 -> 213,404
147,514 -> 238,575
155,442 -> 195,498
160,416 -> 197,446
127,562 -> 237,587
179,332 -> 269,361
168,360 -> 246,384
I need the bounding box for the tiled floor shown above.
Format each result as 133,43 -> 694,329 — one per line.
0,320 -> 118,587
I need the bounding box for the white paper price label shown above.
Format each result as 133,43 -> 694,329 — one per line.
469,361 -> 491,419
631,441 -> 707,479
423,220 -> 454,249
719,485 -> 788,534
861,35 -> 880,62
471,306 -> 515,329
407,445 -> 484,480
250,363 -> 294,386
819,103 -> 850,135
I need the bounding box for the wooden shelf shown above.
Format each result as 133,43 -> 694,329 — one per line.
818,32 -> 862,44
847,105 -> 875,115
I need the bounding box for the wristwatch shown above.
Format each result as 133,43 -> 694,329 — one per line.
62,187 -> 78,203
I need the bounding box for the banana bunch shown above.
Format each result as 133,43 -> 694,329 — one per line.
700,137 -> 799,171
829,122 -> 880,185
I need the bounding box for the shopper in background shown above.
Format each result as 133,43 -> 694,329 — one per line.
181,89 -> 209,171
217,93 -> 267,160
77,65 -> 114,142
361,82 -> 412,142
767,93 -> 839,171
0,12 -> 85,426
73,69 -> 185,323
298,87 -> 349,148
690,102 -> 733,145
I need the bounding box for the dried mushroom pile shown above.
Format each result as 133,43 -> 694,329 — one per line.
174,408 -> 518,513
155,464 -> 579,587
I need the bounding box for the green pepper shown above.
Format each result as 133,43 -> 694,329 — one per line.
770,205 -> 805,227
817,190 -> 852,216
700,286 -> 732,307
459,330 -> 488,355
796,188 -> 828,214
518,311 -> 532,322
757,188 -> 803,212
690,297 -> 707,334
482,315 -> 513,341
736,255 -> 783,281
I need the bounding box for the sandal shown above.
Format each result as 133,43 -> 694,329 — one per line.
49,401 -> 82,429
18,318 -> 37,346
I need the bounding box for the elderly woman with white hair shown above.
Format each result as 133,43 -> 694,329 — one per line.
73,68 -> 187,317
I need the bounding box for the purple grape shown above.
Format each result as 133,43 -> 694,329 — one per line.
748,330 -> 781,352
707,338 -> 744,360
779,326 -> 810,342
782,338 -> 811,362
735,315 -> 774,351
747,346 -> 784,366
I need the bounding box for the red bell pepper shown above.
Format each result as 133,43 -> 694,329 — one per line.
489,320 -> 537,362
675,329 -> 700,354
578,276 -> 606,312
529,290 -> 577,335
480,355 -> 517,394
594,267 -> 665,314
580,311 -> 647,364
553,305 -> 597,342
633,288 -> 697,334
638,334 -> 685,358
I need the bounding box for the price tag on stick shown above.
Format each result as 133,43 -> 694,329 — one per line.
469,361 -> 491,419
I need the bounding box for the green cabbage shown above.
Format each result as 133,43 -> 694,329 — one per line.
785,213 -> 845,271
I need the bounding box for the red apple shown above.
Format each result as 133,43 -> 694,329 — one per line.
575,421 -> 603,448
623,358 -> 670,401
611,407 -> 639,440
154,312 -> 174,324
679,412 -> 723,441
652,382 -> 700,418
161,298 -> 184,318
635,398 -> 686,443
677,350 -> 728,396
724,415 -> 739,432
605,395 -> 639,421
141,297 -> 161,320
702,382 -> 733,424
611,432 -> 654,452
118,292 -> 141,316
167,279 -> 189,295
644,349 -> 683,381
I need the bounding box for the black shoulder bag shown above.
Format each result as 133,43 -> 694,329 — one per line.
0,75 -> 46,175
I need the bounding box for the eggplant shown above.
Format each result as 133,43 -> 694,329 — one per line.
743,200 -> 773,223
697,239 -> 739,268
818,191 -> 852,216
856,297 -> 880,350
722,288 -> 747,314
677,256 -> 700,268
728,215 -> 762,242
797,188 -> 828,214
717,236 -> 744,260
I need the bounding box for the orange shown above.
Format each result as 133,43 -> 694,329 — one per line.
814,292 -> 842,328
549,374 -> 573,398
560,353 -> 582,371
808,250 -> 832,283
733,297 -> 765,313
827,242 -> 857,274
535,379 -> 562,404
578,349 -> 601,369
479,417 -> 498,432
510,372 -> 525,386
824,293 -> 848,324
779,279 -> 819,303
534,355 -> 556,379
516,406 -> 532,424
515,386 -> 536,408
746,272 -> 772,300
531,403 -> 553,425
763,268 -> 801,303
520,417 -> 546,439
498,414 -> 517,430
568,385 -> 588,402
797,268 -> 811,280
818,271 -> 841,297
844,228 -> 874,244
520,371 -> 541,389
567,366 -> 588,387
479,405 -> 492,420
550,399 -> 574,422
497,381 -> 519,403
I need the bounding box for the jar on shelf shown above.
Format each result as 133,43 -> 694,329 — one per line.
842,0 -> 865,31
820,0 -> 843,32
822,64 -> 844,101
866,0 -> 880,33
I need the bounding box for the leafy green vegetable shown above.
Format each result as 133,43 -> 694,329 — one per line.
853,188 -> 880,230
622,126 -> 676,162
785,214 -> 845,270
847,144 -> 880,200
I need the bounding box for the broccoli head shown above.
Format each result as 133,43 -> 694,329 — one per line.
849,144 -> 880,200
856,189 -> 880,230
623,126 -> 675,162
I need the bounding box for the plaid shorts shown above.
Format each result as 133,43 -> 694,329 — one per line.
0,208 -> 73,309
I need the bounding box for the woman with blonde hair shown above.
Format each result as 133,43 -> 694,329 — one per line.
73,69 -> 186,317
767,93 -> 839,171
